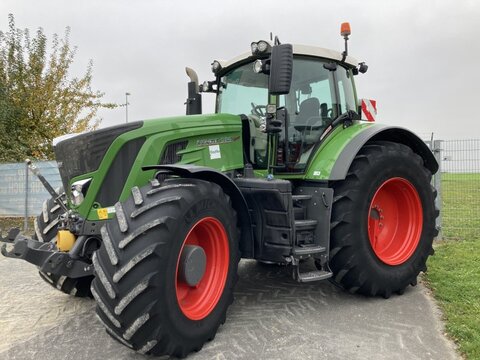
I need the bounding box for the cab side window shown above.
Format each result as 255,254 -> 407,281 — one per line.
336,67 -> 356,114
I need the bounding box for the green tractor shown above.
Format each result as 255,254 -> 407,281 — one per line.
1,23 -> 438,357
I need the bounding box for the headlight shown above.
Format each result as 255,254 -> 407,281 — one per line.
253,60 -> 263,73
251,40 -> 271,55
201,81 -> 210,92
251,42 -> 259,54
257,40 -> 270,53
253,59 -> 270,74
211,60 -> 222,75
71,178 -> 92,206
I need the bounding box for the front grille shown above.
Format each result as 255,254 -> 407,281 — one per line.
160,140 -> 188,164
95,137 -> 146,206
54,122 -> 143,190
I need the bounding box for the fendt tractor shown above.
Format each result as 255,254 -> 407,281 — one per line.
1,23 -> 438,357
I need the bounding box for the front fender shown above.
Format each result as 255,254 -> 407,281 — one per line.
142,164 -> 254,258
305,123 -> 438,181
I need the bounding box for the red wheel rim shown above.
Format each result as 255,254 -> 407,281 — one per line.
368,177 -> 423,265
175,217 -> 229,320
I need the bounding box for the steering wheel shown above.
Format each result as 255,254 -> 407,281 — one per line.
251,102 -> 267,117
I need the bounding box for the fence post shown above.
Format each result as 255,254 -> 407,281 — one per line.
24,161 -> 29,232
433,140 -> 442,240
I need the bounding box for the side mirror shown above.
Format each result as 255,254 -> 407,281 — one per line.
268,44 -> 293,95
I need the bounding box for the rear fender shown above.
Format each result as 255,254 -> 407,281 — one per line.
306,123 -> 438,181
142,164 -> 254,258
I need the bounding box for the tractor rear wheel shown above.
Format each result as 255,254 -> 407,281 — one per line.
33,191 -> 94,297
92,178 -> 239,357
322,141 -> 438,298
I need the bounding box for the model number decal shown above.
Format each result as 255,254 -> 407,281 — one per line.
196,136 -> 240,147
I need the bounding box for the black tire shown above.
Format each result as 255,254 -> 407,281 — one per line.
321,141 -> 438,298
92,178 -> 239,357
33,191 -> 94,297
32,191 -> 65,243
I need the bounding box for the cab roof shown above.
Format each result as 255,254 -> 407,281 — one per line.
219,44 -> 358,71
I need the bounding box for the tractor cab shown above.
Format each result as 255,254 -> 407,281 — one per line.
189,25 -> 367,175
215,52 -> 359,172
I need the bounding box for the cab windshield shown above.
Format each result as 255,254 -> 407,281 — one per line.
216,63 -> 269,115
217,57 -> 356,171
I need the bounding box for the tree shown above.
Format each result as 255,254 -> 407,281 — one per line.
0,14 -> 116,162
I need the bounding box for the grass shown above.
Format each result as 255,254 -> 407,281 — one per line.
426,240 -> 480,358
425,172 -> 480,359
440,173 -> 480,240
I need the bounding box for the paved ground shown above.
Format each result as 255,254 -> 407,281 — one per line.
0,255 -> 459,360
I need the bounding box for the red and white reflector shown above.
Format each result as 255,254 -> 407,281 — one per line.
361,99 -> 377,122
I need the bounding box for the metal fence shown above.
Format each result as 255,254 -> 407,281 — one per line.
0,140 -> 479,240
0,161 -> 61,230
435,139 -> 480,240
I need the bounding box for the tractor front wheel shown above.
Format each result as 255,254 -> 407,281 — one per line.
92,178 -> 239,357
322,141 -> 438,298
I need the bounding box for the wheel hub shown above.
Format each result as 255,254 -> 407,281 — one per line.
368,177 -> 423,265
175,217 -> 230,320
178,245 -> 207,286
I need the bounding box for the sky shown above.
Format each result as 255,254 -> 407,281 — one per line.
1,0 -> 479,140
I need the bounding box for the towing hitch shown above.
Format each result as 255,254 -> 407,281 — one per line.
0,228 -> 93,278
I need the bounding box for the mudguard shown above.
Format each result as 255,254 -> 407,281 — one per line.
305,123 -> 438,181
142,164 -> 255,258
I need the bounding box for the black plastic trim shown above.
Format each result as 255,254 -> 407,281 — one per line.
55,122 -> 143,191
95,137 -> 146,207
235,177 -> 294,263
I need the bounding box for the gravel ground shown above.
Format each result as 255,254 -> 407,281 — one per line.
0,255 -> 459,360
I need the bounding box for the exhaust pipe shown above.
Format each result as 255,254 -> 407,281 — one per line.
185,67 -> 202,115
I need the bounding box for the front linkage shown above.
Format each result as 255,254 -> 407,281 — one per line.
0,160 -> 94,279
1,229 -> 93,278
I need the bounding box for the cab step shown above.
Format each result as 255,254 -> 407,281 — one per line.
295,268 -> 333,283
295,219 -> 317,231
292,194 -> 312,202
293,245 -> 326,256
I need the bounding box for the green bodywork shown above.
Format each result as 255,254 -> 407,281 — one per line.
70,114 -> 244,220
69,109 -> 377,221
59,51 -> 398,221
303,121 -> 372,180
257,121 -> 373,180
